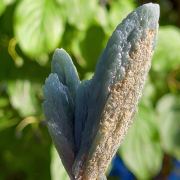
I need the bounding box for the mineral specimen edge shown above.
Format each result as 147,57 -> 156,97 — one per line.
43,3 -> 160,180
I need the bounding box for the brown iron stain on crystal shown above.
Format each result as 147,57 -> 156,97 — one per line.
81,29 -> 156,180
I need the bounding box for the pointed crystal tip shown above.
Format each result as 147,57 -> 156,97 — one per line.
136,3 -> 160,29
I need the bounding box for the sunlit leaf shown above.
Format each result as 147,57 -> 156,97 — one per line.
8,80 -> 37,117
119,103 -> 163,179
51,146 -> 69,180
152,26 -> 180,72
0,0 -> 16,16
65,0 -> 98,30
14,0 -> 64,57
0,1 -> 6,16
156,94 -> 180,159
108,0 -> 135,34
94,5 -> 108,29
141,78 -> 156,107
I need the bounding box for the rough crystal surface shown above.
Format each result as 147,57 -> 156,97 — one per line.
43,3 -> 160,179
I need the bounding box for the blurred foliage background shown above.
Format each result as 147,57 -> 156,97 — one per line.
0,0 -> 180,179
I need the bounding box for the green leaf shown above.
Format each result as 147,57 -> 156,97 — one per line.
0,97 -> 9,108
14,0 -> 64,57
70,25 -> 106,70
8,80 -> 37,117
0,0 -> 16,16
156,94 -> 180,159
152,26 -> 180,72
64,0 -> 98,30
79,25 -> 106,71
94,5 -> 108,29
150,27 -> 180,96
0,1 -> 6,16
108,0 -> 135,34
119,103 -> 163,179
140,78 -> 156,107
0,98 -> 19,131
51,146 -> 69,180
0,117 -> 18,131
